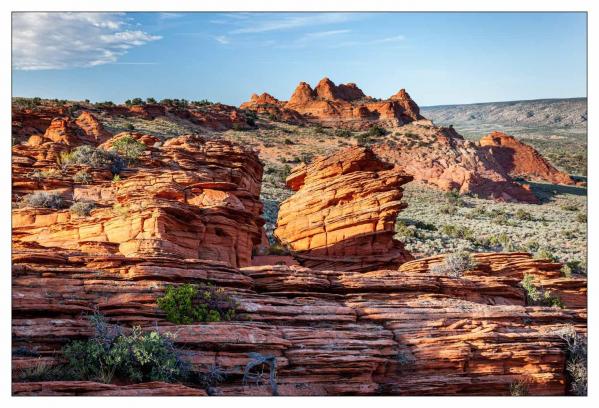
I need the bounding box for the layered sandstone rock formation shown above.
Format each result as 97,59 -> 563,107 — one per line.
240,93 -> 305,125
373,123 -> 539,203
241,77 -> 423,130
12,246 -> 586,396
12,132 -> 264,268
480,131 -> 576,185
274,146 -> 414,271
170,103 -> 254,131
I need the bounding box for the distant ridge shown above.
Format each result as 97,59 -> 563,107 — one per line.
421,97 -> 587,129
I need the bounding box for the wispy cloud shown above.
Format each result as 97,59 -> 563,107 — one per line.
158,13 -> 184,20
300,29 -> 351,40
372,35 -> 406,43
214,35 -> 230,44
334,34 -> 407,48
12,12 -> 161,70
229,13 -> 354,34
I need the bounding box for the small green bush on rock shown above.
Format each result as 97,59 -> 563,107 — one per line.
520,274 -> 563,308
111,136 -> 146,163
62,313 -> 185,384
157,284 -> 237,324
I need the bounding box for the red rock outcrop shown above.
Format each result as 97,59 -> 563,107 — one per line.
480,131 -> 576,185
274,146 -> 414,271
372,123 -> 539,203
241,77 -> 423,130
240,93 -> 305,125
171,103 -> 253,131
12,134 -> 264,268
74,111 -> 112,144
11,246 -> 586,396
128,104 -> 167,119
12,105 -> 68,143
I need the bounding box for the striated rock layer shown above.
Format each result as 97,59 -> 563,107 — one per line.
12,132 -> 264,268
479,131 -> 576,185
372,123 -> 540,203
11,246 -> 586,396
241,77 -> 423,130
274,146 -> 414,271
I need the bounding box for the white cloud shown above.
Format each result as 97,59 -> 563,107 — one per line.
372,35 -> 406,43
12,12 -> 161,70
301,29 -> 351,40
214,35 -> 230,44
229,13 -> 354,34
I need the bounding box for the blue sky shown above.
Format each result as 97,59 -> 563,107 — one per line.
12,12 -> 587,106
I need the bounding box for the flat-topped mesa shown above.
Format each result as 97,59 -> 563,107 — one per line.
241,77 -> 425,130
274,146 -> 414,271
11,133 -> 264,268
480,131 -> 576,185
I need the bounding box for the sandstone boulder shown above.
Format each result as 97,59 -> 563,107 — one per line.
274,146 -> 414,271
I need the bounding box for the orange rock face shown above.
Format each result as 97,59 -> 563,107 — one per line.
11,246 -> 586,396
12,133 -> 264,268
170,103 -> 253,131
75,111 -> 112,144
372,124 -> 540,203
128,103 -> 167,119
241,77 -> 423,130
480,131 -> 575,185
240,93 -> 305,125
12,105 -> 68,143
274,146 -> 414,271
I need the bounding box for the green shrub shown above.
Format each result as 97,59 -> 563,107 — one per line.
576,212 -> 587,223
111,136 -> 146,163
266,243 -> 288,256
444,189 -> 464,207
534,248 -> 559,262
112,174 -> 121,183
366,125 -> 388,137
395,220 -> 416,238
355,133 -> 372,146
125,123 -> 135,130
314,124 -> 325,134
70,201 -> 96,217
20,191 -> 67,209
146,97 -> 157,104
157,284 -> 236,324
561,203 -> 578,211
62,314 -> 185,384
515,209 -> 533,221
61,145 -> 125,174
73,170 -> 92,184
561,260 -> 585,277
439,204 -> 457,215
520,274 -> 563,307
431,251 -> 476,278
284,138 -> 294,145
334,128 -> 352,138
439,224 -> 474,240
